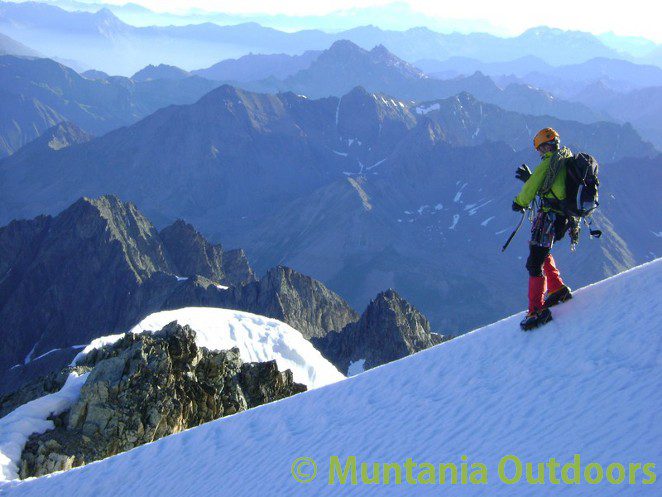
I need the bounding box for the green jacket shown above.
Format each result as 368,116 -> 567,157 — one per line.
514,147 -> 572,211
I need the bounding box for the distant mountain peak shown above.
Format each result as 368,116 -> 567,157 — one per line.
344,85 -> 371,97
198,84 -> 249,107
327,39 -> 364,54
81,69 -> 109,81
131,63 -> 190,82
45,121 -> 92,151
93,7 -> 125,26
6,121 -> 93,159
96,7 -> 115,17
309,39 -> 425,84
521,25 -> 561,36
370,288 -> 402,305
64,194 -> 133,221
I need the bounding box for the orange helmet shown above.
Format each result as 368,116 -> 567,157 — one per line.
533,128 -> 560,150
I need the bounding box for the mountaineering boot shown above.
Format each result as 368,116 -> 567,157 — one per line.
522,276 -> 552,330
545,285 -> 573,308
520,308 -> 553,331
542,254 -> 564,294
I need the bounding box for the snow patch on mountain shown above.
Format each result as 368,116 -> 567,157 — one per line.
465,199 -> 492,215
454,183 -> 468,202
22,344 -> 37,365
415,103 -> 440,115
366,158 -> 386,170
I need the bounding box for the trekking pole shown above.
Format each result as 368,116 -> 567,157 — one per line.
501,210 -> 526,252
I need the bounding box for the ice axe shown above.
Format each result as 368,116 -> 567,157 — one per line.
501,210 -> 526,252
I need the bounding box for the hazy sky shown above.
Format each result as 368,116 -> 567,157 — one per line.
65,0 -> 661,42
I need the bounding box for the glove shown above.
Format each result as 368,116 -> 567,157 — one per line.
512,201 -> 525,212
515,164 -> 532,182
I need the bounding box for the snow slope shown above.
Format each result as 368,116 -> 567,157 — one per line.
2,261 -> 661,496
75,308 -> 344,390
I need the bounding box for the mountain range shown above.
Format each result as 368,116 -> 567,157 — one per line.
574,84 -> 662,149
237,40 -> 609,124
413,56 -> 662,150
0,85 -> 652,226
28,0 -> 662,62
132,41 -> 662,150
88,41 -> 662,153
417,56 -> 662,91
181,42 -> 662,150
3,40 -> 641,160
192,50 -> 321,83
1,1 -> 658,75
1,83 -> 658,336
0,55 -> 218,157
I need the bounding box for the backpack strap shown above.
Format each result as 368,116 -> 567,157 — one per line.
540,148 -> 572,195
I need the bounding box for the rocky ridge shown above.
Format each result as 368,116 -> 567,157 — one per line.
18,322 -> 306,478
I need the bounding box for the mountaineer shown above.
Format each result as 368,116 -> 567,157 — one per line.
512,128 -> 577,330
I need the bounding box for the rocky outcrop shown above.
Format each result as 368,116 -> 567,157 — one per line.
312,289 -> 447,374
159,219 -> 255,286
229,266 -> 360,339
19,322 -> 306,478
159,219 -> 225,281
221,249 -> 255,287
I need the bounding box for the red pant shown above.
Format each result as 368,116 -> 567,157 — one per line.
528,254 -> 564,313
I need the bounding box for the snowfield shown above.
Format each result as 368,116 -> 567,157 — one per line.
2,261 -> 661,496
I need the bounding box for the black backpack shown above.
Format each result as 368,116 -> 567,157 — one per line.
562,152 -> 599,218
